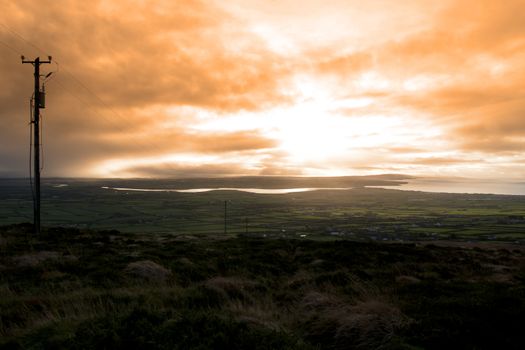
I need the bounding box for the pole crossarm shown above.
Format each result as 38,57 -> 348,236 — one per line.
21,55 -> 52,64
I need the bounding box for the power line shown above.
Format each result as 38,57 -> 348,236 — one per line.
0,38 -> 22,56
1,23 -> 127,130
0,23 -> 50,56
50,68 -> 180,166
4,22 -> 182,178
52,78 -> 129,135
1,24 -> 145,133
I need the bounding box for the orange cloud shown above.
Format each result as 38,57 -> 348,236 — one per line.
1,0 -> 525,178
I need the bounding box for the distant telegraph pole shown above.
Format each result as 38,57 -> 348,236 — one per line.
22,56 -> 52,235
224,200 -> 227,235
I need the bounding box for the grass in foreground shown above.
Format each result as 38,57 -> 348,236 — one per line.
1,224 -> 524,349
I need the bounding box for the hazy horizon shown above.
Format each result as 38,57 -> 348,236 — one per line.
2,174 -> 525,196
0,173 -> 517,181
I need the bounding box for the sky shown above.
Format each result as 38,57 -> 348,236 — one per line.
0,0 -> 524,179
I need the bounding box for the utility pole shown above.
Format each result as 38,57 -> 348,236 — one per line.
224,200 -> 227,235
22,55 -> 52,235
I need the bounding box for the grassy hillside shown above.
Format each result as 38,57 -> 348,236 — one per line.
1,224 -> 524,349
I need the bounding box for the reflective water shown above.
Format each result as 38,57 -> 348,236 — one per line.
101,179 -> 525,196
383,178 -> 525,196
101,186 -> 351,194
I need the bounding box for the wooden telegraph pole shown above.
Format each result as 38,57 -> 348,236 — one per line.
22,55 -> 52,235
224,200 -> 227,235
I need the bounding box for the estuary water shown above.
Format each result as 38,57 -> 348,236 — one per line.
388,178 -> 525,196
101,178 -> 525,196
101,186 -> 351,194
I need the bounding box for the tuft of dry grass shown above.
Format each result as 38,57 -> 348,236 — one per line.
124,260 -> 172,282
395,275 -> 421,285
227,298 -> 284,332
300,289 -> 410,350
13,251 -> 61,267
203,276 -> 260,302
333,299 -> 410,349
0,286 -> 185,338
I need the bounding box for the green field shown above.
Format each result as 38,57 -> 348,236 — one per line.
1,178 -> 525,242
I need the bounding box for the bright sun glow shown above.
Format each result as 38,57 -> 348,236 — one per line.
87,70 -> 457,179
159,76 -> 447,178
